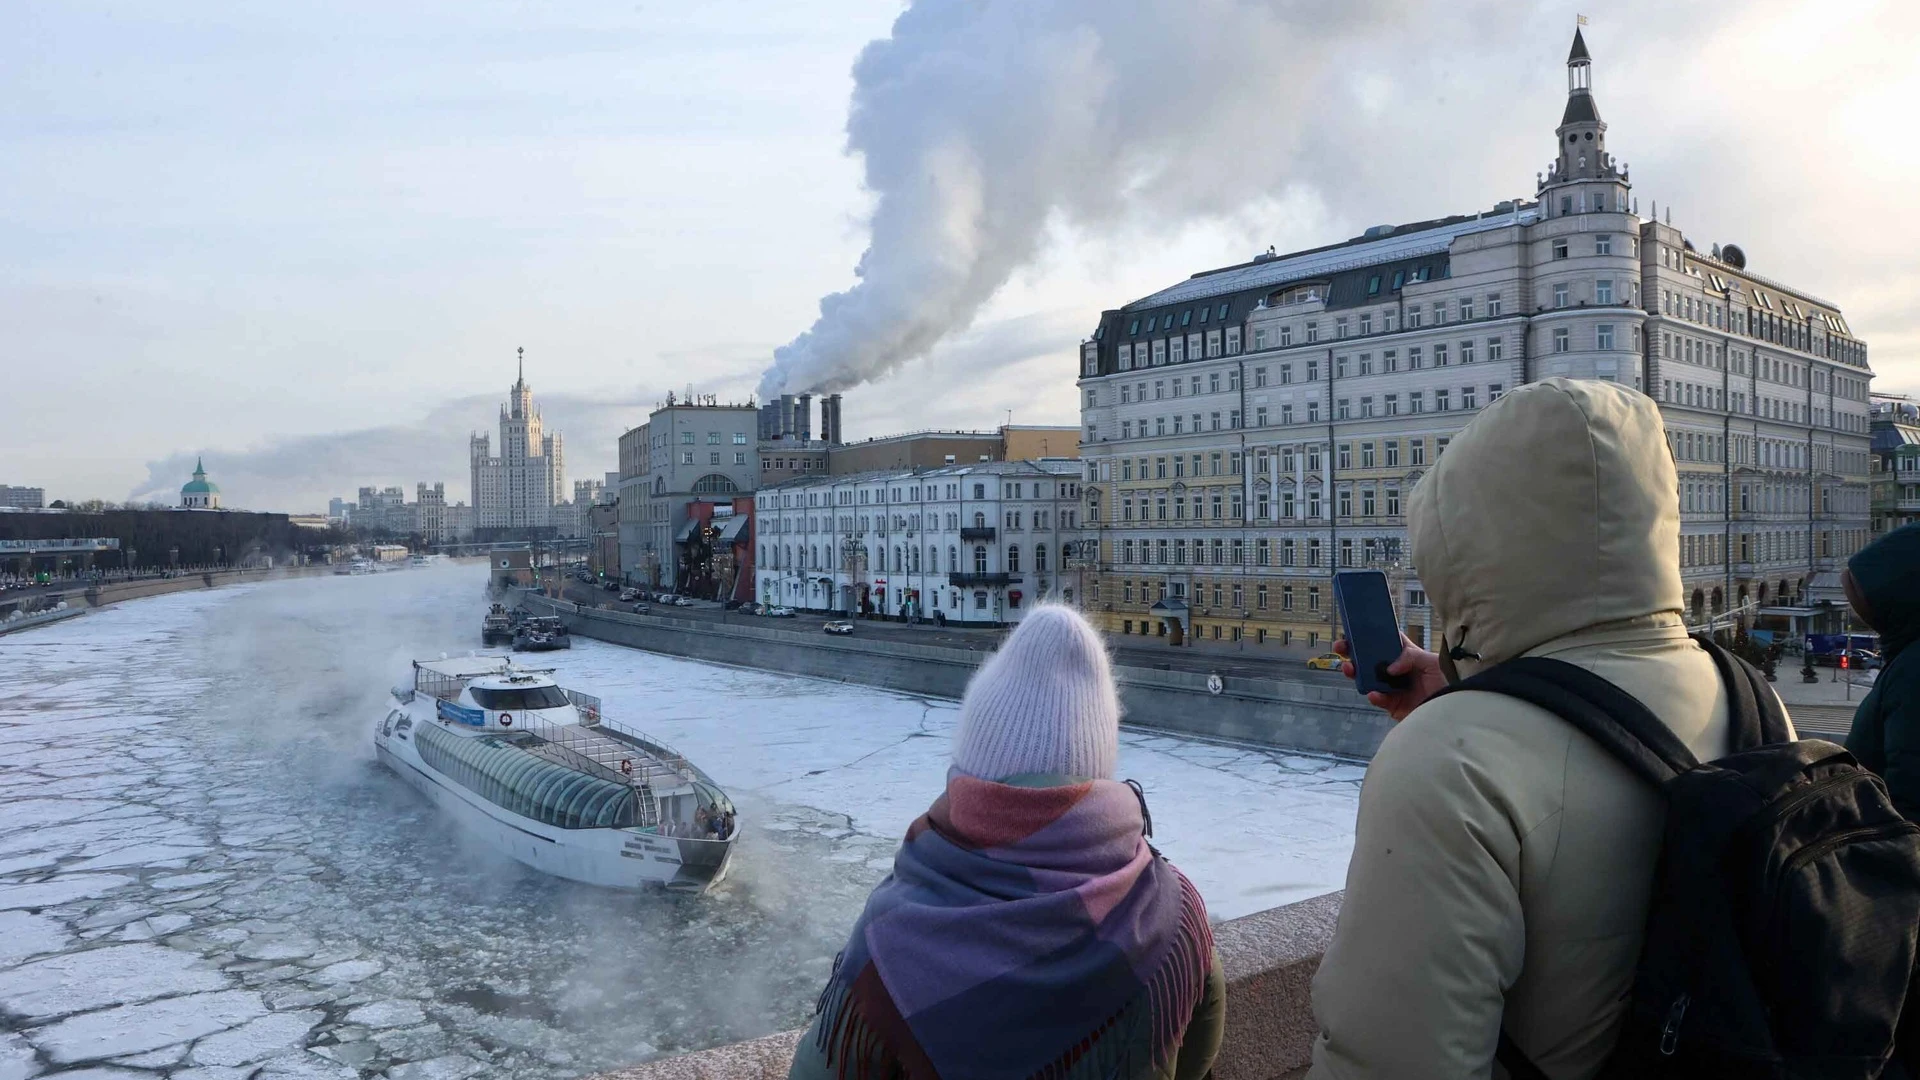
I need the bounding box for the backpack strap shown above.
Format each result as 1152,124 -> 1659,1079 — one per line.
1436,656 -> 1699,785
1497,1030 -> 1553,1080
1691,635 -> 1792,749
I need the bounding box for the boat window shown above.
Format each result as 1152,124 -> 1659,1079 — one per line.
470,685 -> 571,711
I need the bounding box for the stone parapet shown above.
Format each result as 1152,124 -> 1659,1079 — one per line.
585,892 -> 1342,1080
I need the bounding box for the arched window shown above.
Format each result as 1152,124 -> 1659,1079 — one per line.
895,546 -> 903,573
691,474 -> 737,495
1007,546 -> 1021,573
784,545 -> 792,568
973,511 -> 987,528
974,546 -> 988,574
1035,543 -> 1048,571
949,546 -> 958,573
759,543 -> 766,566
911,546 -> 921,572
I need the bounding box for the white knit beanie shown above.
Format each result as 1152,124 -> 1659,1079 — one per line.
951,604 -> 1120,782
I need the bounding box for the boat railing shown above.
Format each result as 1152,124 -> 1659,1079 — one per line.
595,717 -> 702,785
565,689 -> 602,724
519,711 -> 690,792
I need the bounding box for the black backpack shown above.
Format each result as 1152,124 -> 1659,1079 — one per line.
1435,637 -> 1920,1079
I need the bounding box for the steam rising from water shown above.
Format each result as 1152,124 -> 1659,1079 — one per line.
758,0 -> 1409,398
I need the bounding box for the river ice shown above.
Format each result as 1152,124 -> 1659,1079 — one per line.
0,566 -> 1361,1077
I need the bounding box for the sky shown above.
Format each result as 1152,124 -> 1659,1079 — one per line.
6,0 -> 1919,512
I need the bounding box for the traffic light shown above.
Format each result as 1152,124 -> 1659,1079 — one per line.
1841,654 -> 1851,670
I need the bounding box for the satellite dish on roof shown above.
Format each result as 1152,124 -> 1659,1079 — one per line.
1721,243 -> 1747,269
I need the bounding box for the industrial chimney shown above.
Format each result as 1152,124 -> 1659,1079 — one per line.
826,393 -> 844,447
797,393 -> 813,443
778,393 -> 796,439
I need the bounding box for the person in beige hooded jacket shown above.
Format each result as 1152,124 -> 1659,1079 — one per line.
1308,378 -> 1793,1079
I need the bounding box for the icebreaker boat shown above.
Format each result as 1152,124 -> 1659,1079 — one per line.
375,657 -> 736,891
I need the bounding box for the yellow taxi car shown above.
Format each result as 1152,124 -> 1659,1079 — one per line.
1305,653 -> 1343,671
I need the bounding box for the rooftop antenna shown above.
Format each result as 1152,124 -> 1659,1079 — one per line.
517,346 -> 524,385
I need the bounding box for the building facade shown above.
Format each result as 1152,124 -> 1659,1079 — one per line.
471,351 -> 565,533
415,482 -> 447,544
640,395 -> 760,592
1871,400 -> 1920,536
1075,30 -> 1874,651
1,485 -> 47,510
755,460 -> 1086,626
616,422 -> 651,585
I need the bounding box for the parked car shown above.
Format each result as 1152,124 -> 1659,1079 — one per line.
767,606 -> 796,618
823,620 -> 854,635
723,599 -> 743,610
1306,653 -> 1343,671
619,588 -> 642,602
601,580 -> 621,592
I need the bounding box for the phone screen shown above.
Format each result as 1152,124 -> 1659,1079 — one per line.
1334,570 -> 1410,696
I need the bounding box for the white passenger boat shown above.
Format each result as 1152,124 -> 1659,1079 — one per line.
375,656 -> 737,892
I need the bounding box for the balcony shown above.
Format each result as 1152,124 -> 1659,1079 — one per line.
948,572 -> 1015,587
959,526 -> 997,541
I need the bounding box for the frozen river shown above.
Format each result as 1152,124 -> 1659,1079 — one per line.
0,566 -> 1360,1079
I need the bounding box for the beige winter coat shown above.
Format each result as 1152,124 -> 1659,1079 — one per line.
1307,379 -> 1791,1080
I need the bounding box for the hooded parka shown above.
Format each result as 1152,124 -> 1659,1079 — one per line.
1308,378 -> 1792,1079
1844,523 -> 1920,819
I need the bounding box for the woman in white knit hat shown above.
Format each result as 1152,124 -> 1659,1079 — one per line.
788,604 -> 1225,1080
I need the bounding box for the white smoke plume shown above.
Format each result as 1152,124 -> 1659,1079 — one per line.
759,0 -> 1415,399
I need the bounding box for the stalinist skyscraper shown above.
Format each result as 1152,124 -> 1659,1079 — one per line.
471,348 -> 566,532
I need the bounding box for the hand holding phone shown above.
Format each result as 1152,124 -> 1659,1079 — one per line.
1333,635 -> 1447,720
1333,570 -> 1412,696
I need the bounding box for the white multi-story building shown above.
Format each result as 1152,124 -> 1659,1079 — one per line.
471,349 -> 565,533
754,460 -> 1086,626
1076,30 -> 1874,650
2,485 -> 47,510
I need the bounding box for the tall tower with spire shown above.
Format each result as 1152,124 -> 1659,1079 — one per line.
471,348 -> 565,533
1539,27 -> 1629,218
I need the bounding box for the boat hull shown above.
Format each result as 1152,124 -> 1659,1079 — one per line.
375,712 -> 732,893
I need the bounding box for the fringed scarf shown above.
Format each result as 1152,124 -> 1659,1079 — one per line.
812,773 -> 1214,1080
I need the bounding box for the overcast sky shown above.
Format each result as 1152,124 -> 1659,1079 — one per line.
7,1 -> 1918,511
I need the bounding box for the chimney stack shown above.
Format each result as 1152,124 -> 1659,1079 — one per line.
779,393 -> 795,439
826,393 -> 844,447
797,393 -> 813,443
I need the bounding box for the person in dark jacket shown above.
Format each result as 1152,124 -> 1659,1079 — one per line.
1845,523 -> 1920,819
787,605 -> 1224,1080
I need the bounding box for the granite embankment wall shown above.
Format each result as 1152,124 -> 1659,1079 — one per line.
590,891 -> 1343,1080
0,605 -> 87,637
78,565 -> 338,607
521,596 -> 1391,759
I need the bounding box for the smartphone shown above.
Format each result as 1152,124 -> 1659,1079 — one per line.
1333,570 -> 1411,696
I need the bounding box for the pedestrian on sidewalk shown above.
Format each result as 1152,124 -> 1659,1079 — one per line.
1309,380 -> 1793,1079
1843,523 -> 1920,819
787,604 -> 1223,1080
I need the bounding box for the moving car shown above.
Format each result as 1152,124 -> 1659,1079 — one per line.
823,621 -> 854,636
631,603 -> 651,615
1306,653 -> 1343,671
673,596 -> 695,608
602,580 -> 621,592
766,606 -> 796,618
619,588 -> 642,602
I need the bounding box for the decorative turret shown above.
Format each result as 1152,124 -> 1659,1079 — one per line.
180,457 -> 222,509
1540,27 -> 1629,215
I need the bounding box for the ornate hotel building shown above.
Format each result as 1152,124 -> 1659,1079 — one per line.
1075,31 -> 1875,650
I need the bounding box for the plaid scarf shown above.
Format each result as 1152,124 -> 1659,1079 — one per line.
812,773 -> 1213,1080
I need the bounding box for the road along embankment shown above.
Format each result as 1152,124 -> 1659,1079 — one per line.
81,564 -> 340,607
521,595 -> 1391,759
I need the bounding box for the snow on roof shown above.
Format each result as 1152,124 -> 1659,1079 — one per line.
1131,209 -> 1538,310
